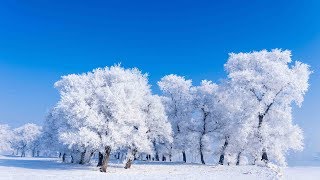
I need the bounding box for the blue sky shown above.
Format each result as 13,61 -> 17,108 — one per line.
0,0 -> 319,163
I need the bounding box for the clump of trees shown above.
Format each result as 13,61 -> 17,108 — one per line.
43,65 -> 173,171
0,123 -> 42,157
0,49 -> 311,171
0,124 -> 13,152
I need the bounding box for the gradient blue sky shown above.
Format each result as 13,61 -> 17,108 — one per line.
0,0 -> 319,164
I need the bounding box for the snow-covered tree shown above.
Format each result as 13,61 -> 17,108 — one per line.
215,82 -> 256,165
52,65 -> 171,171
54,72 -> 99,164
144,95 -> 173,162
188,80 -> 220,164
12,123 -> 42,157
0,124 -> 13,152
41,110 -> 71,159
224,49 -> 311,165
158,74 -> 193,163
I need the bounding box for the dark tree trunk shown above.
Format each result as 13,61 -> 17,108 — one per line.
261,148 -> 268,163
258,114 -> 263,128
200,151 -> 205,164
169,146 -> 173,162
71,155 -> 74,163
62,153 -> 66,162
219,138 -> 229,165
218,154 -> 224,165
200,108 -> 208,165
155,152 -> 159,161
79,149 -> 86,164
182,151 -> 186,163
117,152 -> 120,159
97,152 -> 103,167
236,151 -> 242,165
100,146 -> 112,172
258,114 -> 268,164
200,135 -> 205,164
162,155 -> 166,161
59,152 -> 62,158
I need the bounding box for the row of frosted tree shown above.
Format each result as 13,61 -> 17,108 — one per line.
0,49 -> 311,172
0,123 -> 42,157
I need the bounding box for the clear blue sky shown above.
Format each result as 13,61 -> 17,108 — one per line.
0,0 -> 319,164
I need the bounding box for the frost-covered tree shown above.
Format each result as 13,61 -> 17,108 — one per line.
0,124 -> 12,152
53,65 -> 171,171
158,75 -> 193,163
189,80 -> 220,164
144,95 -> 173,162
215,82 -> 256,165
54,72 -> 98,164
224,49 -> 311,165
42,110 -> 71,159
12,123 -> 42,157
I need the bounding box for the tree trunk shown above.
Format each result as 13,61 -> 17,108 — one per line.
182,151 -> 186,163
200,136 -> 205,164
236,151 -> 241,165
200,109 -> 207,165
100,146 -> 112,172
218,154 -> 224,165
155,152 -> 159,161
261,148 -> 268,163
169,146 -> 173,162
258,114 -> 268,164
200,151 -> 205,164
162,155 -> 166,161
79,149 -> 86,164
124,159 -> 133,169
97,152 -> 103,167
124,149 -> 137,169
62,153 -> 66,162
71,155 -> 74,163
219,138 -> 229,165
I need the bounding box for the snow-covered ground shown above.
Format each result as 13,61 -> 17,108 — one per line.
0,155 -> 319,180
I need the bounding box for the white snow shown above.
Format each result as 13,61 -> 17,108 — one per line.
1,156 -> 319,180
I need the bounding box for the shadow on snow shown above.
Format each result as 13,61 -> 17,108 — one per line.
0,155 -> 88,170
